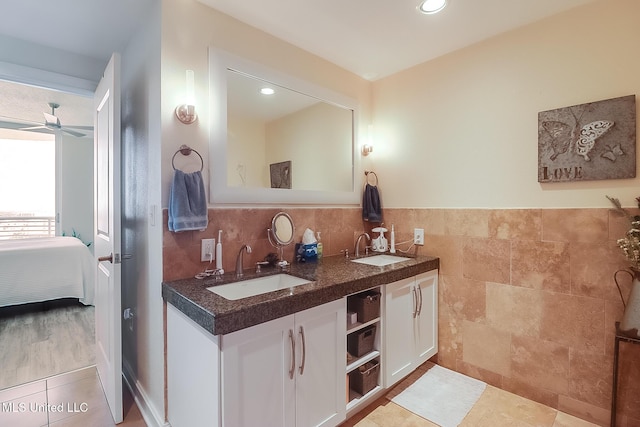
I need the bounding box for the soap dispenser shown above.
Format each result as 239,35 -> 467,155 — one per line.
316,231 -> 323,259
371,227 -> 388,253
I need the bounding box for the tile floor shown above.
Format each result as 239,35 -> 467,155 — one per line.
342,363 -> 600,427
0,366 -> 146,427
0,361 -> 603,427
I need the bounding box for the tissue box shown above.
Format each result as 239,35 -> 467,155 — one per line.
302,243 -> 318,260
295,242 -> 318,261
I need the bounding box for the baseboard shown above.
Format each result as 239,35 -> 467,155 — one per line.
123,360 -> 169,427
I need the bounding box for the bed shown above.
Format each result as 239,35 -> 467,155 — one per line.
0,236 -> 95,307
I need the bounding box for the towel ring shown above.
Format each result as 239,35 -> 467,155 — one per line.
172,144 -> 203,172
365,170 -> 378,186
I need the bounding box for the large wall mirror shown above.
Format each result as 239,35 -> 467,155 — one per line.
209,47 -> 360,205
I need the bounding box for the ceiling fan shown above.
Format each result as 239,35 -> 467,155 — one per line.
20,102 -> 93,137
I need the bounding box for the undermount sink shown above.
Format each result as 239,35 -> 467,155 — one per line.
206,274 -> 311,300
351,254 -> 411,267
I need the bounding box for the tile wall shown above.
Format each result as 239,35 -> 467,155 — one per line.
162,207 -> 640,426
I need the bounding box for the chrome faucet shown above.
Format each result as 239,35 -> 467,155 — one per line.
235,244 -> 252,278
354,233 -> 371,258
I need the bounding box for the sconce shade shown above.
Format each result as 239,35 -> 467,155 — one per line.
176,70 -> 197,124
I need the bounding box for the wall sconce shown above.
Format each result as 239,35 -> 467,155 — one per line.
362,124 -> 374,156
175,70 -> 197,124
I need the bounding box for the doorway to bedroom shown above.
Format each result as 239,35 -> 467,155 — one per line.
0,79 -> 95,392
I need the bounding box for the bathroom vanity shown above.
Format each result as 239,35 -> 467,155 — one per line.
163,253 -> 439,427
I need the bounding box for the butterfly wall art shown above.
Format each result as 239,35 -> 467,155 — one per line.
538,94 -> 636,182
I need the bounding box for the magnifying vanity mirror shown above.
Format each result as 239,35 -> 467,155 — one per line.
209,48 -> 360,205
267,212 -> 295,261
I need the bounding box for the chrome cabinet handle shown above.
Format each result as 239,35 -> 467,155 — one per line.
288,329 -> 295,380
412,286 -> 418,318
298,326 -> 306,375
417,283 -> 424,316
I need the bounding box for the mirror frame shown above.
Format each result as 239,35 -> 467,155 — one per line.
209,47 -> 360,205
270,212 -> 295,246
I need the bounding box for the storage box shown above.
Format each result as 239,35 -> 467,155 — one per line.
348,290 -> 381,323
347,324 -> 376,357
347,311 -> 358,328
350,360 -> 379,396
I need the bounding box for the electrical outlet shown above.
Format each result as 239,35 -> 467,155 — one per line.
413,228 -> 424,246
201,238 -> 215,262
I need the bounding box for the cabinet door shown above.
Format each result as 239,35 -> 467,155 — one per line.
383,276 -> 417,387
221,314 -> 296,427
295,299 -> 346,427
415,271 -> 438,365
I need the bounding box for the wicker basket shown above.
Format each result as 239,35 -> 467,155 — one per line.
348,290 -> 381,323
350,360 -> 379,396
347,324 -> 376,357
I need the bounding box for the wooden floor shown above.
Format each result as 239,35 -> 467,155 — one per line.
0,299 -> 95,390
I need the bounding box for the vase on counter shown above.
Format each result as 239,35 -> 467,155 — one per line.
615,267 -> 640,337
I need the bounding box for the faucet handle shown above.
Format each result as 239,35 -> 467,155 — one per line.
255,261 -> 269,273
340,249 -> 350,259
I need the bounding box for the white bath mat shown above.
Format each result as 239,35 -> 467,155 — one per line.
391,363 -> 486,427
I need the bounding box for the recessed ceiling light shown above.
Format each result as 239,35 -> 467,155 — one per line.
260,87 -> 275,95
418,0 -> 447,14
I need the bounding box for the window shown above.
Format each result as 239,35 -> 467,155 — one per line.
0,129 -> 56,239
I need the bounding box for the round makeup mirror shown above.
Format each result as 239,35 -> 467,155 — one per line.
269,212 -> 294,246
268,212 -> 295,263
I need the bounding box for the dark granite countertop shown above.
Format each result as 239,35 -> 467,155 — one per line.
162,253 -> 439,336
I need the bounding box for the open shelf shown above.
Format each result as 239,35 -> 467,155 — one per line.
347,350 -> 380,373
347,385 -> 383,411
345,286 -> 383,416
347,317 -> 379,334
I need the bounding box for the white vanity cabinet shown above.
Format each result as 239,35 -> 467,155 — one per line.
167,298 -> 346,427
222,298 -> 346,427
383,270 -> 438,387
167,304 -> 222,427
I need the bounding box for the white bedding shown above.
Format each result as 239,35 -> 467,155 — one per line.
0,236 -> 95,307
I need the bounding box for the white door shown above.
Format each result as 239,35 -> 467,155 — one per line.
94,53 -> 123,424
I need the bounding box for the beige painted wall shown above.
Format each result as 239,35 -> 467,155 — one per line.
160,0 -> 371,208
371,0 -> 640,209
227,116 -> 268,187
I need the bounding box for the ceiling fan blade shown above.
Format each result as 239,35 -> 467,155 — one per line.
61,127 -> 86,137
20,125 -> 47,131
64,125 -> 94,130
